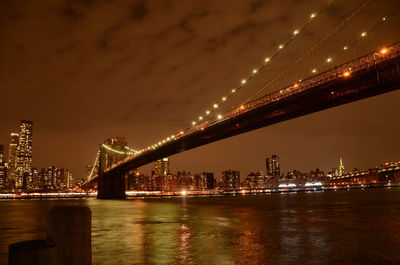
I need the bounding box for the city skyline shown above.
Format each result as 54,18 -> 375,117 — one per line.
1,0 -> 399,179
0,117 -> 398,182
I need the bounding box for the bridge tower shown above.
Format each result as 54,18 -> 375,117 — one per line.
97,137 -> 128,199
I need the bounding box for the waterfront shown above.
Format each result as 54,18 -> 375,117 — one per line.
0,188 -> 400,265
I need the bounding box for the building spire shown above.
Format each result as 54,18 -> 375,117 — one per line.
339,157 -> 345,176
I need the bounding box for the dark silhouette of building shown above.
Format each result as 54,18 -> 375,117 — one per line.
221,170 -> 240,189
266,155 -> 280,179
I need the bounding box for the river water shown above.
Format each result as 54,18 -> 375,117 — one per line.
0,188 -> 399,265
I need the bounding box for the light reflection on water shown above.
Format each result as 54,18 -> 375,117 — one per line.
0,188 -> 400,265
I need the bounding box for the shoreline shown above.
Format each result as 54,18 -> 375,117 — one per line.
0,182 -> 399,200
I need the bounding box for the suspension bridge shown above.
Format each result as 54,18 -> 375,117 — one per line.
80,0 -> 400,198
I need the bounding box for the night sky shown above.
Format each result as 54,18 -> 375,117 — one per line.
1,0 -> 399,179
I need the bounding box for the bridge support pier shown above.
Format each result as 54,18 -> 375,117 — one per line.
97,168 -> 126,199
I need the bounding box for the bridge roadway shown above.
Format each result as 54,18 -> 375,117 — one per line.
88,44 -> 400,198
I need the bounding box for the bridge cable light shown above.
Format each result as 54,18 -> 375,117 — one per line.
379,47 -> 389,55
244,0 -> 375,104
188,5 -> 327,126
306,13 -> 391,83
87,151 -> 100,180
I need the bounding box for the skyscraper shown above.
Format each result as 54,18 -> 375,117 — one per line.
15,120 -> 33,188
339,158 -> 345,176
155,157 -> 169,176
221,170 -> 240,189
266,154 -> 280,179
7,133 -> 19,188
0,145 -> 6,189
199,172 -> 215,189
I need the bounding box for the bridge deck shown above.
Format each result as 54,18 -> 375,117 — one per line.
83,44 -> 400,186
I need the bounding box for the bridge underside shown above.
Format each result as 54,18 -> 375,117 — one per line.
85,55 -> 400,196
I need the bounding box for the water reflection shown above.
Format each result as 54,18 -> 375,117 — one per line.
0,189 -> 399,265
232,208 -> 266,265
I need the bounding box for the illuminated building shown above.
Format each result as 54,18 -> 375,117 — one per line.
39,166 -> 73,190
7,132 -> 19,188
199,172 -> 215,190
65,170 -> 74,188
127,169 -> 143,190
266,155 -> 280,179
15,120 -> 33,189
243,171 -> 265,188
31,168 -> 40,189
155,157 -> 169,176
221,170 -> 240,189
177,171 -> 193,190
339,158 -> 345,176
0,145 -> 6,189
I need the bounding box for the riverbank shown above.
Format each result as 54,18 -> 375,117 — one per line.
0,182 -> 398,199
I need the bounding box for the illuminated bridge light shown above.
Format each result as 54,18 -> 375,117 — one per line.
293,29 -> 300,35
312,68 -> 317,74
264,57 -> 271,63
213,104 -> 218,109
293,83 -> 299,88
252,69 -> 258,74
241,79 -> 247,84
361,31 -> 367,37
240,105 -> 245,110
180,131 -> 184,135
198,116 -> 203,120
231,89 -> 236,93
222,97 -> 227,101
343,46 -> 348,50
343,71 -> 351,78
326,57 -> 333,63
380,48 -> 389,55
310,13 -> 317,19
181,190 -> 187,196
192,121 -> 196,126
217,114 -> 223,119
206,110 -> 210,115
